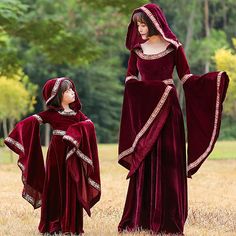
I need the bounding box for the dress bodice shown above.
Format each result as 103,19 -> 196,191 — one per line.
134,45 -> 175,81
36,110 -> 89,131
125,45 -> 191,84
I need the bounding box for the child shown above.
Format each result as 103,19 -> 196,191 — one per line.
4,77 -> 101,235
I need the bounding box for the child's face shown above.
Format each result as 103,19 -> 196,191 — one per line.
61,87 -> 75,105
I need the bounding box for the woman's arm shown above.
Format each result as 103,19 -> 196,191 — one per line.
125,50 -> 139,83
175,46 -> 193,84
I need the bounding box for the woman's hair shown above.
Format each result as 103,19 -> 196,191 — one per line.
132,11 -> 159,37
49,79 -> 73,108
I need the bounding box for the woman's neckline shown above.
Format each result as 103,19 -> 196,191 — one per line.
140,42 -> 172,56
134,43 -> 174,60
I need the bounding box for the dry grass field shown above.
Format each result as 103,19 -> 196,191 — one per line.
0,143 -> 236,236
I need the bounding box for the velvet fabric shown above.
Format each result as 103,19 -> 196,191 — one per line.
4,78 -> 101,235
4,116 -> 45,209
42,77 -> 82,111
118,3 -> 229,234
126,3 -> 181,50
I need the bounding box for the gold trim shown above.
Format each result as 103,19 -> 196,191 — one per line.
88,178 -> 100,191
163,79 -> 174,85
66,147 -> 76,159
5,137 -> 24,154
32,114 -> 43,124
46,78 -> 65,105
140,6 -> 181,48
17,162 -> 42,208
52,130 -> 66,136
118,85 -> 172,160
76,149 -> 93,166
134,47 -> 174,60
181,74 -> 193,84
63,135 -> 79,148
66,147 -> 94,167
187,71 -> 223,173
58,110 -> 77,116
125,75 -> 138,83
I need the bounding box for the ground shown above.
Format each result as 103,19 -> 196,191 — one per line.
0,143 -> 235,236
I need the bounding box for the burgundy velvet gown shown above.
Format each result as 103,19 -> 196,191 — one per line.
4,78 -> 101,235
118,4 -> 229,234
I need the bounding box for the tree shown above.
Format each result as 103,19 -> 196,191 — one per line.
214,38 -> 236,119
0,73 -> 36,137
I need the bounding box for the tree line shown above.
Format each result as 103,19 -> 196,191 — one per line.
0,0 -> 235,144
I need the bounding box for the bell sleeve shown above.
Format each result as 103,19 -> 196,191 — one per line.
125,50 -> 139,83
62,121 -> 101,216
175,46 -> 229,177
4,113 -> 46,208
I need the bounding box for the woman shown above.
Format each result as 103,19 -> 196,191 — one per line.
118,3 -> 229,234
5,78 -> 101,235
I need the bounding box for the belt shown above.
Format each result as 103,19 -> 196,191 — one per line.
162,79 -> 174,85
52,130 -> 66,136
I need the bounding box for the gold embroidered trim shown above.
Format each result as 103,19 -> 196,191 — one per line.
135,47 -> 174,60
118,85 -> 172,160
46,78 -> 65,105
163,79 -> 174,85
58,110 -> 77,116
76,149 -> 93,166
22,192 -> 42,208
5,137 -> 24,154
66,147 -> 76,159
17,162 -> 42,208
63,135 -> 79,148
18,161 -> 25,171
66,147 -> 94,167
52,130 -> 66,136
88,178 -> 100,191
181,74 -> 193,84
187,71 -> 223,172
125,75 -> 138,83
32,114 -> 43,124
140,6 -> 181,48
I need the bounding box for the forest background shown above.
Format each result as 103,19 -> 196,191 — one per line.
0,0 -> 236,144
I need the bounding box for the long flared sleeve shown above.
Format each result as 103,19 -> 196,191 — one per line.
175,46 -> 229,177
62,121 -> 101,216
4,113 -> 46,208
125,50 -> 139,83
118,78 -> 174,178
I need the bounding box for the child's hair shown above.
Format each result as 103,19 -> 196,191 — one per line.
132,11 -> 159,37
49,79 -> 73,108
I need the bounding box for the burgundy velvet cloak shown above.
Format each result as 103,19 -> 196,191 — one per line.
118,3 -> 229,234
4,78 -> 101,235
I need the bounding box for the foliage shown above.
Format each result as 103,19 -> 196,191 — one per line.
1,0 -> 236,141
0,74 -> 35,121
214,38 -> 236,119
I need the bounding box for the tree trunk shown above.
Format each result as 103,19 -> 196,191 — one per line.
204,0 -> 210,73
184,2 -> 196,54
3,118 -> 8,138
222,0 -> 227,29
43,102 -> 50,147
178,1 -> 197,110
9,118 -> 14,133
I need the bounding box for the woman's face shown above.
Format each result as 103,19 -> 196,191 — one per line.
61,87 -> 75,105
137,21 -> 149,40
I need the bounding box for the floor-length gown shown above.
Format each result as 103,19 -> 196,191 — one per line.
4,78 -> 101,235
118,4 -> 229,234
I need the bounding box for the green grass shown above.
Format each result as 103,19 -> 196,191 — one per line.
209,141 -> 236,159
0,141 -> 235,165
